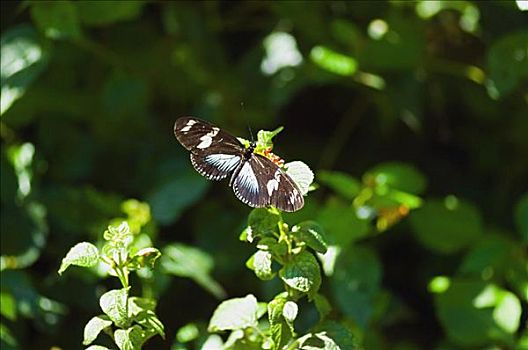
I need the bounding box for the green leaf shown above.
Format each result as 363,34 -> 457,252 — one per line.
318,171 -> 361,200
364,162 -> 427,195
161,244 -> 225,299
121,199 -> 150,233
297,331 -> 341,350
514,193 -> 528,242
85,346 -> 112,350
0,291 -> 16,321
0,322 -> 17,348
127,248 -> 161,270
75,1 -> 145,26
493,290 -> 521,334
487,31 -> 528,98
58,242 -> 99,275
127,297 -> 156,318
244,208 -> 281,240
282,301 -> 298,323
83,315 -> 113,346
176,323 -> 200,343
280,251 -> 321,297
147,174 -> 209,225
135,310 -> 165,339
208,294 -> 259,332
331,247 -> 382,329
310,45 -> 358,76
268,292 -> 294,349
114,325 -> 146,350
99,288 -> 129,328
1,25 -> 48,115
284,161 -> 314,196
256,127 -> 283,150
317,198 -> 369,247
246,250 -> 274,280
313,293 -> 332,320
313,321 -> 357,350
292,221 -> 328,254
458,234 -> 515,276
103,221 -> 132,243
410,197 -> 483,254
30,1 -> 82,40
358,13 -> 424,71
435,280 -> 521,346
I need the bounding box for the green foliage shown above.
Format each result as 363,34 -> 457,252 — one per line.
58,217 -> 164,349
1,1 -> 527,349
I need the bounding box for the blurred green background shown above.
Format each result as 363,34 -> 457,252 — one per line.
1,1 -> 527,349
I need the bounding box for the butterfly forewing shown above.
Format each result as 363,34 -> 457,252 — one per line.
231,154 -> 304,212
175,117 -> 245,180
174,117 -> 243,153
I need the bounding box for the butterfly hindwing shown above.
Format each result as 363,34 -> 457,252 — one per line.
231,154 -> 304,212
190,153 -> 241,180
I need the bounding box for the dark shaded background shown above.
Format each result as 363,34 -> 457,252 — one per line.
1,1 -> 527,349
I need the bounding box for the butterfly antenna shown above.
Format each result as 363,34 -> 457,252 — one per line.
241,102 -> 255,143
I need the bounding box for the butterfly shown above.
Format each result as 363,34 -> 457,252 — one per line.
174,117 -> 304,212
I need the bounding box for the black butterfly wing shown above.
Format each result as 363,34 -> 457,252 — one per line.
174,117 -> 244,180
190,153 -> 241,180
231,154 -> 304,212
174,117 -> 243,153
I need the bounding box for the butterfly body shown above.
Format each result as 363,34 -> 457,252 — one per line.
174,117 -> 304,212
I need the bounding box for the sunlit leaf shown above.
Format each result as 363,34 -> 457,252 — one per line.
243,207 -> 281,241
268,292 -> 294,349
135,310 -> 165,339
310,46 -> 357,76
246,250 -> 274,280
434,280 -> 520,346
208,294 -> 259,332
1,25 -> 48,115
58,242 -> 99,275
83,315 -> 113,346
284,161 -> 314,196
114,325 -> 146,350
257,126 -> 284,150
0,292 -> 16,321
280,251 -> 321,297
292,221 -> 328,254
100,288 -> 129,328
176,323 -> 200,343
127,247 -> 161,270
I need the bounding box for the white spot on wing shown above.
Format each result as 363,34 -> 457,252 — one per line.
196,127 -> 221,149
267,178 -> 279,196
181,119 -> 196,133
290,188 -> 298,204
